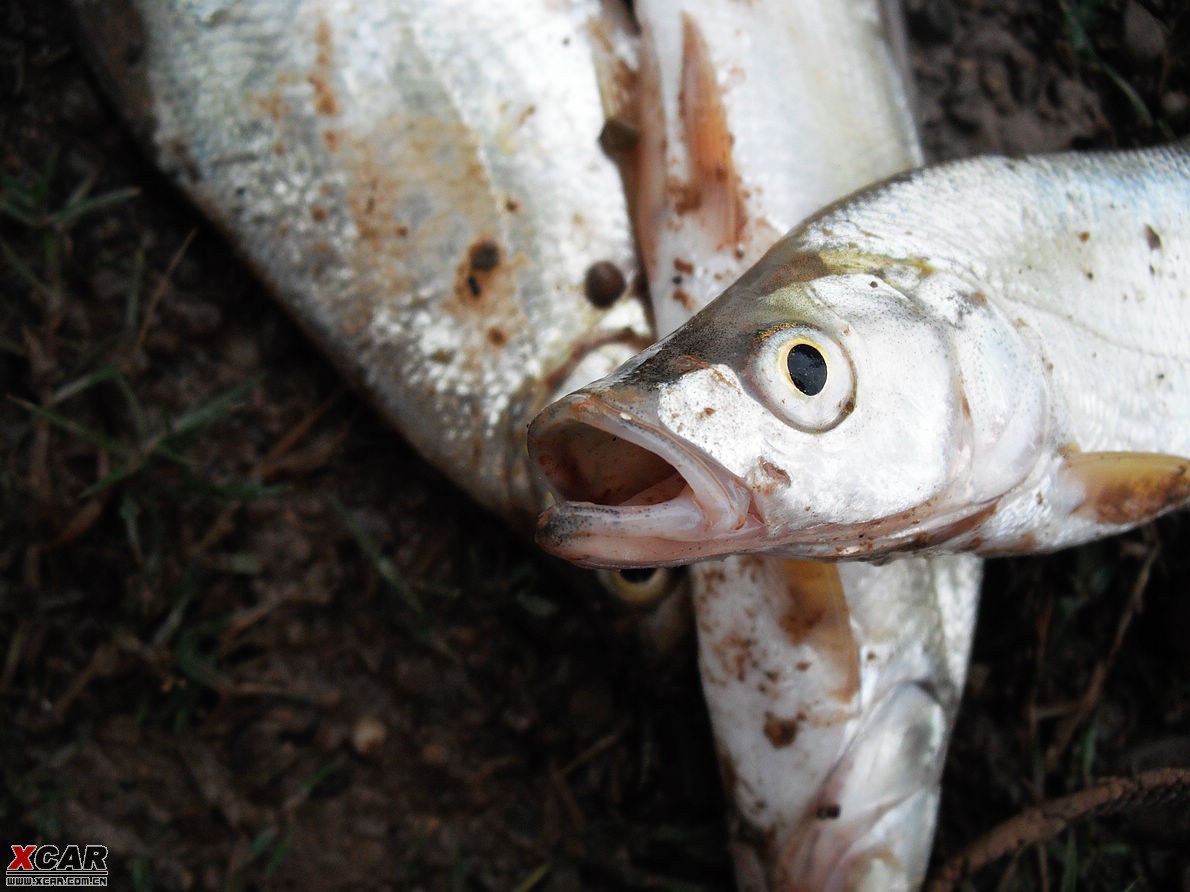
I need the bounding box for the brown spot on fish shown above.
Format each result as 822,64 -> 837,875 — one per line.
775,561 -> 860,703
796,660 -> 811,671
255,90 -> 291,122
455,239 -> 503,303
763,713 -> 800,749
309,19 -> 339,117
1078,231 -> 1090,242
673,287 -> 694,310
1066,451 -> 1190,526
815,803 -> 842,820
1145,224 -> 1162,250
598,116 -> 639,155
675,14 -> 746,249
310,205 -> 327,223
673,257 -> 695,275
702,407 -> 716,416
757,459 -> 791,491
515,104 -> 537,127
322,129 -> 338,152
584,261 -> 626,308
718,632 -> 759,682
469,240 -> 500,271
505,197 -> 520,213
486,327 -> 508,347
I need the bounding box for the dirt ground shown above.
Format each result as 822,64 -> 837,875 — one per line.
2,0 -> 1188,890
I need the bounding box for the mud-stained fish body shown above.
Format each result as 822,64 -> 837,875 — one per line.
631,0 -> 922,338
531,146 -> 1190,568
73,0 -> 651,530
696,554 -> 980,891
627,3 -> 980,889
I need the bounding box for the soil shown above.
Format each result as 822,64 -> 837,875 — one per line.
1,1 -> 1188,890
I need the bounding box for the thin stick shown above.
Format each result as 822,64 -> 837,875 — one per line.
134,227 -> 197,354
927,768 -> 1190,892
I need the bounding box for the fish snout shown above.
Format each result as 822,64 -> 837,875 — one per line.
528,389 -> 763,568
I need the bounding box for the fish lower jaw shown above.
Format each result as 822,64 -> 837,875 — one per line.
529,389 -> 769,567
535,494 -> 768,569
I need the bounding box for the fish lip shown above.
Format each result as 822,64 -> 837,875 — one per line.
529,390 -> 764,568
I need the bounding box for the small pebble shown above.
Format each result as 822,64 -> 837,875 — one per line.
1123,0 -> 1165,66
351,715 -> 388,755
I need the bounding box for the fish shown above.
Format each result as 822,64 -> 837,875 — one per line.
626,2 -> 980,889
695,554 -> 980,891
631,0 -> 922,339
71,0 -> 652,533
530,145 -> 1190,569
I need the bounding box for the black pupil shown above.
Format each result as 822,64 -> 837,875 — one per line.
787,343 -> 828,395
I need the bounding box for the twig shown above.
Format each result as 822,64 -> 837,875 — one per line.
927,767 -> 1190,892
193,391 -> 343,553
1044,539 -> 1158,770
134,227 -> 197,354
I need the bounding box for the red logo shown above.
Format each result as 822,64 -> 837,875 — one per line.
7,845 -> 35,871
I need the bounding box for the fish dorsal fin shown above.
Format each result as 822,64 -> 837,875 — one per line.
1064,451 -> 1190,526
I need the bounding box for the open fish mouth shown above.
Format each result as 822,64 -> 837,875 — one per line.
529,390 -> 764,568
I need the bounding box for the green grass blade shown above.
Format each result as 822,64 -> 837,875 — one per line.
167,376 -> 262,438
49,365 -> 124,405
0,235 -> 51,293
49,186 -> 140,229
12,396 -> 131,458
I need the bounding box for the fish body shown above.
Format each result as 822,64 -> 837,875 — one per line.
531,146 -> 1190,568
628,3 -> 979,889
72,0 -> 651,529
697,554 -> 980,891
631,0 -> 922,338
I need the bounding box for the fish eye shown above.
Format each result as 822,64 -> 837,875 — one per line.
599,566 -> 682,607
751,325 -> 855,432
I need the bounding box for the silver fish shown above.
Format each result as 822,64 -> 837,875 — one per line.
628,2 -> 979,889
72,0 -> 652,531
631,0 -> 922,339
695,555 -> 979,891
530,146 -> 1190,568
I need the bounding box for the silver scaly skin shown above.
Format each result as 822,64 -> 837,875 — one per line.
530,146 -> 1190,568
72,0 -> 652,530
628,2 -> 979,888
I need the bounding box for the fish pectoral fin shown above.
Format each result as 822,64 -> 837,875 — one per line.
774,560 -> 860,704
678,14 -> 745,251
1065,451 -> 1190,526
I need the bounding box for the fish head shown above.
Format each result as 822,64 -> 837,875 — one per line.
529,247 -> 1049,568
